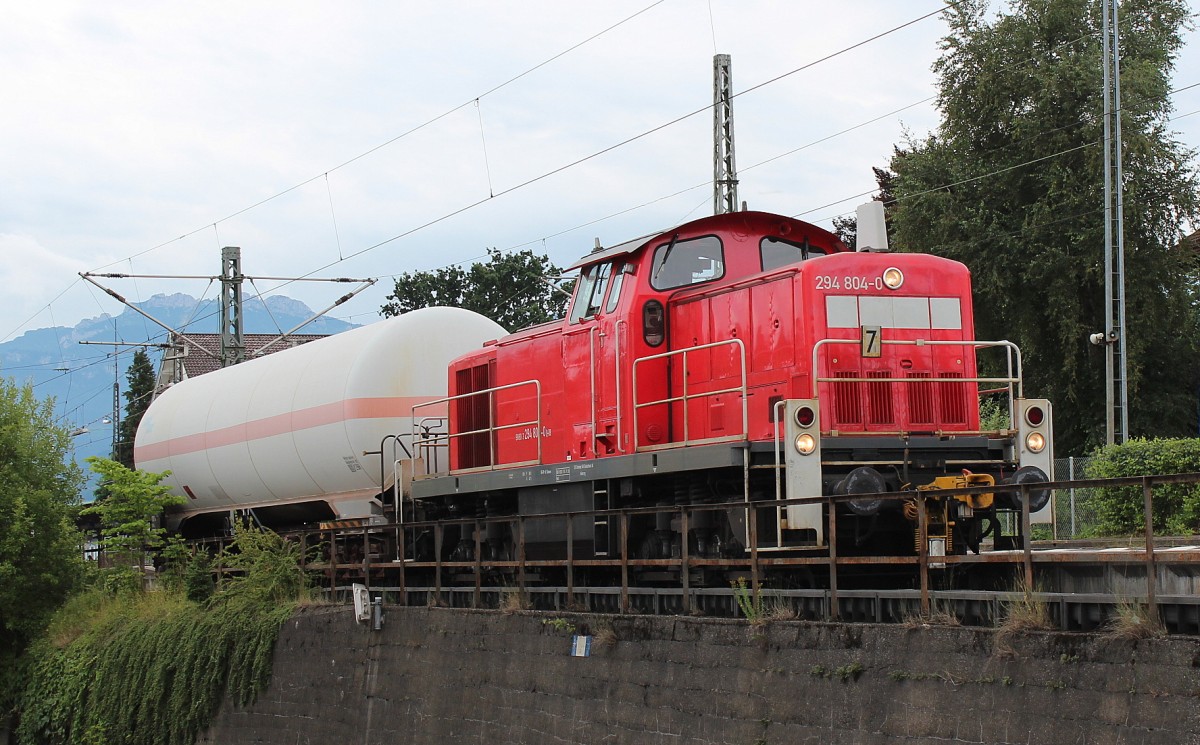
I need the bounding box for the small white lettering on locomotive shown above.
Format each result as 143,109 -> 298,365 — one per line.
514,425 -> 552,442
815,275 -> 885,292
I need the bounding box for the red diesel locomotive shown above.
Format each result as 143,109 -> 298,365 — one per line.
408,208 -> 1054,566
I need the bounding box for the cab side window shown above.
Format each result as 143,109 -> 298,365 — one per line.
760,236 -> 827,271
650,236 -> 724,290
605,263 -> 627,313
568,262 -> 613,323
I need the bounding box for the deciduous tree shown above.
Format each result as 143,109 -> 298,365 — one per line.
0,379 -> 84,705
381,248 -> 569,330
886,0 -> 1199,453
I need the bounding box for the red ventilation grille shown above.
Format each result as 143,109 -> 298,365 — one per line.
866,370 -> 893,425
939,372 -> 967,425
455,364 -> 494,468
833,370 -> 862,426
906,372 -> 934,425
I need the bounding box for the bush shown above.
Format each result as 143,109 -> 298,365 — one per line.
14,524 -> 309,745
1084,438 -> 1200,536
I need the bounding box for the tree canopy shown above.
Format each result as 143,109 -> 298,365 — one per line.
84,458 -> 183,559
115,349 -> 155,469
0,379 -> 84,698
380,248 -> 569,331
885,0 -> 1200,453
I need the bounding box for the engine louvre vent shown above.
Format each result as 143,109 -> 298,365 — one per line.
939,371 -> 967,425
906,372 -> 934,425
866,370 -> 893,425
833,370 -> 862,426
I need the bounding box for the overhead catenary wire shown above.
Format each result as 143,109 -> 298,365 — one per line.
86,0 -> 669,275
13,2 -> 1193,362
4,0 -> 671,347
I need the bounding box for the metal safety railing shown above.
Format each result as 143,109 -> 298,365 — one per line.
631,338 -> 748,451
812,337 -> 1023,435
411,379 -> 542,479
285,472 -> 1200,632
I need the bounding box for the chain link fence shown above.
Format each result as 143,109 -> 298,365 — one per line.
1050,456 -> 1097,539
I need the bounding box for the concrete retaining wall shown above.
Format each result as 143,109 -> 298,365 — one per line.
199,605 -> 1200,744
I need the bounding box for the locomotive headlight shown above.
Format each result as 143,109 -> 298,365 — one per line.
882,267 -> 904,290
1025,432 -> 1046,453
794,433 -> 816,455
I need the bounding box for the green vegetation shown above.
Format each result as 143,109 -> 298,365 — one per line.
14,522 -> 309,745
381,247 -> 570,331
541,617 -> 576,634
884,0 -> 1200,453
0,379 -> 86,712
1084,438 -> 1200,535
731,577 -> 760,623
114,350 -> 156,469
84,458 -> 185,592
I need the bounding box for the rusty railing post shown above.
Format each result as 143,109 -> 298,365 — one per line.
517,516 -> 527,599
327,528 -> 337,598
397,526 -> 407,606
749,502 -> 760,614
828,496 -> 839,621
917,494 -> 929,617
566,515 -> 575,609
680,508 -> 691,615
1021,483 -> 1033,592
473,519 -> 482,609
434,522 -> 443,606
620,512 -> 630,614
1143,477 -> 1160,627
362,528 -> 370,592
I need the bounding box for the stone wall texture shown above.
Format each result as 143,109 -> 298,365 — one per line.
198,605 -> 1200,744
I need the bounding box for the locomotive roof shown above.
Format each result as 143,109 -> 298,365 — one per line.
565,232 -> 658,272
565,211 -> 845,272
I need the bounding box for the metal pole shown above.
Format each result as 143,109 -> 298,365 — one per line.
1101,0 -> 1128,444
712,54 -> 738,215
1069,456 -> 1077,538
219,246 -> 245,367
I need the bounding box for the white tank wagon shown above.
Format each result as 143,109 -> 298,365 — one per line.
134,307 -> 506,532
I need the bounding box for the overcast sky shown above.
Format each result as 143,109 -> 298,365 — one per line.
4,1 -> 1200,351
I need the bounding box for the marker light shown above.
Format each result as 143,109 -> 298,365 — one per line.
794,433 -> 816,455
882,267 -> 904,290
1024,405 -> 1045,427
794,405 -> 816,428
1025,432 -> 1046,453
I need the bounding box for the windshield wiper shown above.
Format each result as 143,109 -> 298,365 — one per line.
652,233 -> 680,282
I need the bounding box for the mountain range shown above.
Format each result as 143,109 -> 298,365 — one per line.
1,293 -> 361,492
